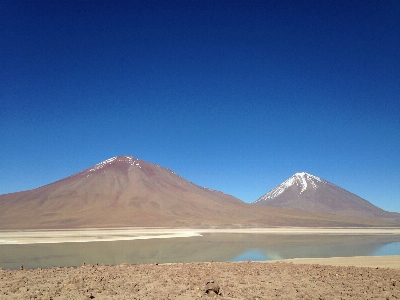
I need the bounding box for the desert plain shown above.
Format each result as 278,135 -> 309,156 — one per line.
1,227 -> 400,299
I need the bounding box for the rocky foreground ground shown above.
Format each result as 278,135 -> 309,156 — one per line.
1,261 -> 399,299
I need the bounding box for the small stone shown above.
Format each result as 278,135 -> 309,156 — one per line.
205,280 -> 220,295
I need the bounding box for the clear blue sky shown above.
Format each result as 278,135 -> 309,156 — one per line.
1,1 -> 399,211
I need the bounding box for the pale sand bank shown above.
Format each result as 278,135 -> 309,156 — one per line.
1,227 -> 400,244
0,228 -> 202,244
279,255 -> 400,269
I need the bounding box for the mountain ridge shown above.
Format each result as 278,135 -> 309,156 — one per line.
0,157 -> 399,229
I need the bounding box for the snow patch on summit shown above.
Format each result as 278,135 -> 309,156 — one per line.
294,172 -> 322,193
81,156 -> 142,177
254,172 -> 324,203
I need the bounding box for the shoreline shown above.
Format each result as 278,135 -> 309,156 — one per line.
1,226 -> 400,244
2,227 -> 400,272
277,255 -> 400,269
158,255 -> 400,270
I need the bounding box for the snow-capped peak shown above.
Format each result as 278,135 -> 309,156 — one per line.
254,172 -> 324,203
81,156 -> 142,177
293,172 -> 322,192
95,156 -> 141,168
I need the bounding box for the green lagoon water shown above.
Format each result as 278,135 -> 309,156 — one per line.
1,233 -> 400,270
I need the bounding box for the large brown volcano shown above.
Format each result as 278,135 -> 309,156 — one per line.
0,158 -> 398,228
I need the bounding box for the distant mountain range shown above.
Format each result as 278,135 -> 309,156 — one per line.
0,156 -> 398,229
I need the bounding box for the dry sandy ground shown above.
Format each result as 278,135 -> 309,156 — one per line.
1,259 -> 400,299
2,227 -> 400,244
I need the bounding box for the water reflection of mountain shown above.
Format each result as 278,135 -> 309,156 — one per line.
229,234 -> 400,261
373,242 -> 400,256
1,233 -> 400,270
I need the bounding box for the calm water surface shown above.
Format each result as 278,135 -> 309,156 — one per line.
1,233 -> 400,270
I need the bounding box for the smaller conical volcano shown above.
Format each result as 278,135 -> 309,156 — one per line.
253,172 -> 395,219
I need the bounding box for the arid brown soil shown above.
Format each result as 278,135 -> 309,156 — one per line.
1,261 -> 399,299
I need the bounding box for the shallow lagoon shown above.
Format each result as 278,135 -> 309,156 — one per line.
1,233 -> 400,270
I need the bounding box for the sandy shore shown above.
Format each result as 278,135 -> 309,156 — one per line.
1,259 -> 400,299
1,227 -> 400,244
281,255 -> 400,269
0,228 -> 202,244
